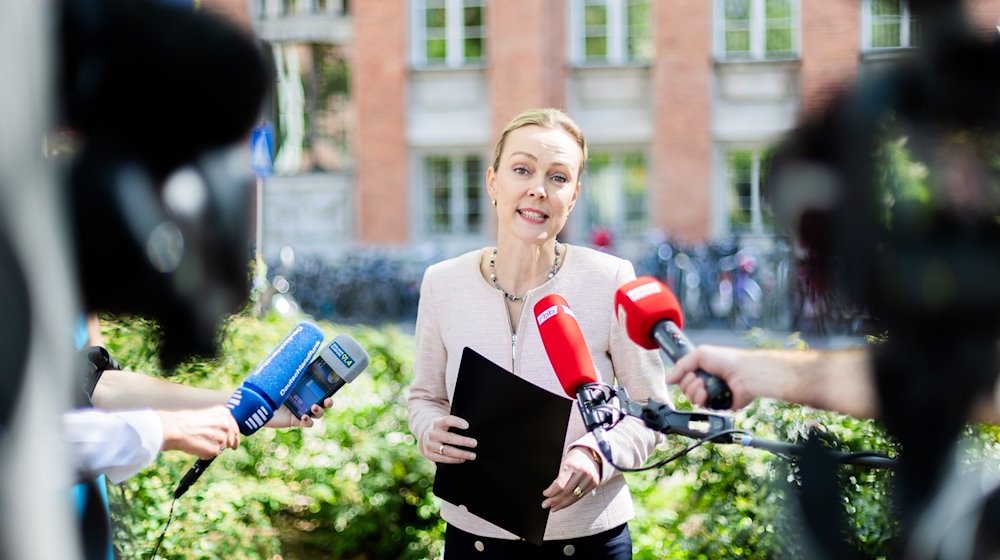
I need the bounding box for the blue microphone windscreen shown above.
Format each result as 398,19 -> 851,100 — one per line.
243,321 -> 324,409
228,385 -> 274,436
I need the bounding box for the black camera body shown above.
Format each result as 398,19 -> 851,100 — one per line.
60,0 -> 269,368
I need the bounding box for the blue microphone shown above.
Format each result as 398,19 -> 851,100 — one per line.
227,322 -> 325,435
174,321 -> 324,497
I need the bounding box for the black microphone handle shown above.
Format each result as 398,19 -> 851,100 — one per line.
574,384 -> 616,464
651,320 -> 733,410
173,456 -> 215,499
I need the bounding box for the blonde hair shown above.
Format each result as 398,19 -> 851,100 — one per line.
491,108 -> 588,177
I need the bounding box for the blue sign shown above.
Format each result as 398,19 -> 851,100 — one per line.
250,123 -> 274,178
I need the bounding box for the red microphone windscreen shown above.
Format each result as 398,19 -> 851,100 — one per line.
614,276 -> 684,350
533,294 -> 598,398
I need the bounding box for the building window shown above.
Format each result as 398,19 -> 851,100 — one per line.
411,0 -> 485,68
863,0 -> 920,50
716,0 -> 797,61
269,43 -> 352,175
580,151 -> 648,237
312,0 -> 349,15
726,148 -> 774,234
426,155 -> 483,235
571,0 -> 652,65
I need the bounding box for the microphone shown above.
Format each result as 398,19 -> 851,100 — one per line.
535,293 -> 736,462
174,321 -> 324,498
282,333 -> 370,420
614,276 -> 733,409
533,294 -> 614,460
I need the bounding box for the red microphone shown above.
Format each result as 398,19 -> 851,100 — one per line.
533,294 -> 614,457
534,294 -> 599,396
614,276 -> 733,409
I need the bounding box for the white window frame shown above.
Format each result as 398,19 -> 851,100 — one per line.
569,0 -> 651,66
410,0 -> 486,68
724,146 -> 772,235
423,153 -> 485,237
579,149 -> 649,236
862,0 -> 918,51
713,0 -> 799,61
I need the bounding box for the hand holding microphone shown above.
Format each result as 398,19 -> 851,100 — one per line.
666,345 -> 762,411
615,277 -> 734,410
174,321 -> 324,498
282,333 -> 371,421
173,325 -> 375,498
158,405 -> 240,460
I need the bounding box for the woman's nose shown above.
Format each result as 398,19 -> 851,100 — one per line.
527,176 -> 547,198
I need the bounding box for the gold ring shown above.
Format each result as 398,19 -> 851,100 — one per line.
438,444 -> 446,455
573,486 -> 583,497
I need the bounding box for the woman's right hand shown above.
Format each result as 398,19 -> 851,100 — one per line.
421,415 -> 477,464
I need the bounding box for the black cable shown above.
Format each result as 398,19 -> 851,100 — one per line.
596,424 -> 896,473
839,451 -> 895,461
833,450 -> 898,468
148,497 -> 177,560
601,429 -> 753,473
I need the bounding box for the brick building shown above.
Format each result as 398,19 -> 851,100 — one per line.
235,0 -> 1000,263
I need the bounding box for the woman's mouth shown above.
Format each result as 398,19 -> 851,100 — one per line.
517,208 -> 548,224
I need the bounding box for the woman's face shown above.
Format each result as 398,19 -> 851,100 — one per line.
487,125 -> 582,246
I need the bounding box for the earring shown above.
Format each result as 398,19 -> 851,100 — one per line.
491,199 -> 497,207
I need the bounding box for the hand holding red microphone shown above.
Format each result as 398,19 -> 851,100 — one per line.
614,276 -> 734,410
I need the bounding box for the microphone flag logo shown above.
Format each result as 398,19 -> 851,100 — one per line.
536,304 -> 559,325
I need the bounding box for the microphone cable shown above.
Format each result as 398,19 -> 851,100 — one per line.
148,497 -> 178,560
592,413 -> 895,473
596,426 -> 752,473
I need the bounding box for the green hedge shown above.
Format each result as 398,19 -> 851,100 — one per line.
103,314 -> 441,560
628,332 -> 900,559
99,316 -> 998,559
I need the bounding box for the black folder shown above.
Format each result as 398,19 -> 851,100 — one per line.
433,347 -> 573,545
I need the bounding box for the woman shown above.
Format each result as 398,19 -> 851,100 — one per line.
408,108 -> 669,559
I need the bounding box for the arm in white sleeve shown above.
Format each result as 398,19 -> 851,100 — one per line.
63,408 -> 164,484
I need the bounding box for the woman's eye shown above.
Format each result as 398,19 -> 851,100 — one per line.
513,166 -> 530,175
551,174 -> 568,184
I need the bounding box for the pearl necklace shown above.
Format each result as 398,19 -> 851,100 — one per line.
488,242 -> 562,302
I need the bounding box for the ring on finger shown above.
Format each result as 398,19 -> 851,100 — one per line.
573,486 -> 583,497
438,444 -> 446,456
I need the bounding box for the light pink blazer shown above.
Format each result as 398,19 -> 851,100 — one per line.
408,244 -> 670,541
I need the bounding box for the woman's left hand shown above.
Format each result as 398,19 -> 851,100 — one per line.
541,447 -> 600,512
